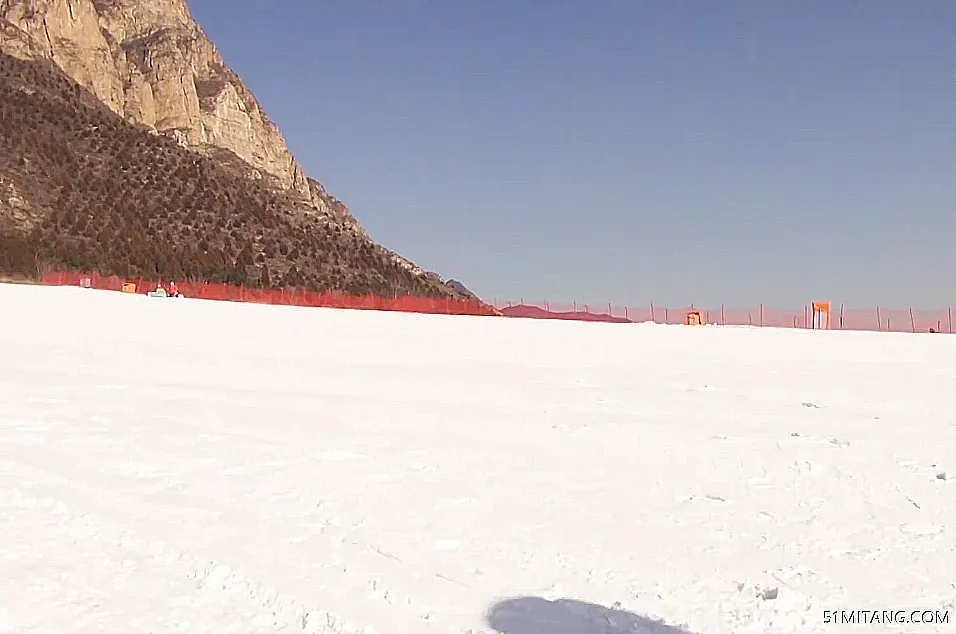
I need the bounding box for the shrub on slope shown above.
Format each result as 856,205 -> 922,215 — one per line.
0,51 -> 454,298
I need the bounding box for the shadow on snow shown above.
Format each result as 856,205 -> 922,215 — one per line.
486,596 -> 698,634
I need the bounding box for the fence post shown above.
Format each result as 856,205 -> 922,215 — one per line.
608,302 -> 612,316
949,307 -> 953,334
720,304 -> 725,326
759,303 -> 764,327
650,302 -> 655,322
876,306 -> 881,331
624,306 -> 629,321
909,308 -> 916,333
839,303 -> 844,329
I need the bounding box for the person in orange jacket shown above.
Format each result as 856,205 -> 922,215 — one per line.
168,280 -> 179,297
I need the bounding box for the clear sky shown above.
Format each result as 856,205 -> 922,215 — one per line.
187,1 -> 955,309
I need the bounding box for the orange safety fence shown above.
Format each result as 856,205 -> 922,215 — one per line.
35,271 -> 952,334
39,271 -> 501,317
493,300 -> 954,334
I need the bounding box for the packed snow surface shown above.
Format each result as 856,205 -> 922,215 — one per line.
1,283 -> 954,634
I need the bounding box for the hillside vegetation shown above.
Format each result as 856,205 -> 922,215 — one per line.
0,52 -> 458,298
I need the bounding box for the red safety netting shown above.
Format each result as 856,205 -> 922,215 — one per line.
493,300 -> 952,333
36,272 -> 953,334
40,272 -> 501,317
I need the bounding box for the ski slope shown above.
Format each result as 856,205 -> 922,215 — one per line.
1,283 -> 954,634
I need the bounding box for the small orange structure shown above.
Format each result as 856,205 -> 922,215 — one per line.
811,300 -> 831,329
121,281 -> 137,294
686,308 -> 704,326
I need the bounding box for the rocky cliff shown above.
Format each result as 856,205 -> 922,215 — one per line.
1,0 -> 309,196
0,0 -> 458,292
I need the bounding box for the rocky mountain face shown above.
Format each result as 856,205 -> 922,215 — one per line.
2,0 -> 309,195
0,0 -> 470,297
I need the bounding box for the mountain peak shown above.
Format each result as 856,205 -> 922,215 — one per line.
0,1 -> 477,300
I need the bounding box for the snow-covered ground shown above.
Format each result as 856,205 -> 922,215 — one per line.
1,283 -> 954,634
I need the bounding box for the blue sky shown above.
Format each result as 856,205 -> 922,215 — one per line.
187,1 -> 955,308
